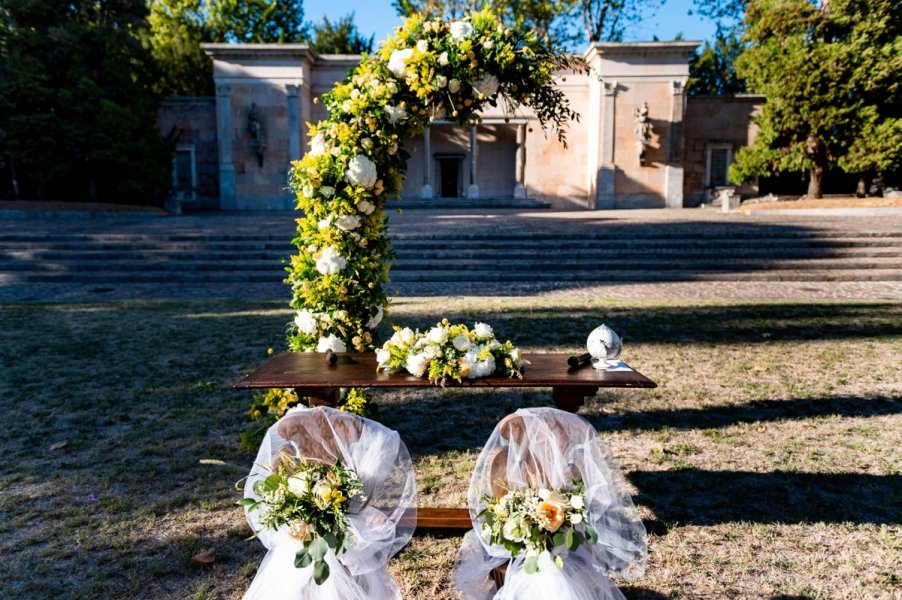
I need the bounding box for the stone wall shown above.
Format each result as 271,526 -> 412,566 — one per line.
157,97 -> 219,209
684,95 -> 764,206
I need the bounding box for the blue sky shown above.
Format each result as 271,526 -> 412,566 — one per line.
303,0 -> 718,47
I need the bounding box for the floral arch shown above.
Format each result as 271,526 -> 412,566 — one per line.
283,10 -> 580,413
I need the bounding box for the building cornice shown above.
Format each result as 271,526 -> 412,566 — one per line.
584,41 -> 701,62
201,43 -> 318,63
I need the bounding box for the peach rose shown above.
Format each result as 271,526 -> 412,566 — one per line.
288,520 -> 312,542
539,492 -> 567,532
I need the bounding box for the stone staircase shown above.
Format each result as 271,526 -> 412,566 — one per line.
2,229 -> 902,285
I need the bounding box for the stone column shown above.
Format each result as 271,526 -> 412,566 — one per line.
215,84 -> 237,209
665,80 -> 686,209
597,79 -> 617,209
467,125 -> 480,199
513,123 -> 527,199
286,84 -> 301,161
420,125 -> 434,198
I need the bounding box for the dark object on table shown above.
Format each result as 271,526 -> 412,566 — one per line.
325,349 -> 338,365
567,352 -> 592,368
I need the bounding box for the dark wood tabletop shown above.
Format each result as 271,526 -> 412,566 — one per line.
235,352 -> 657,390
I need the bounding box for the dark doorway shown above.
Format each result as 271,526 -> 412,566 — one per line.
437,154 -> 463,198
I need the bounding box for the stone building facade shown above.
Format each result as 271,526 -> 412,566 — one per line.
158,42 -> 763,210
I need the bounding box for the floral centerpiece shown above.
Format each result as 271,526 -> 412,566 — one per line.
376,320 -> 524,385
240,457 -> 365,584
279,9 -> 581,415
479,482 -> 599,574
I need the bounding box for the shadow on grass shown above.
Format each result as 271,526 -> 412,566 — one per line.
629,469 -> 902,526
621,588 -> 674,600
588,394 -> 902,433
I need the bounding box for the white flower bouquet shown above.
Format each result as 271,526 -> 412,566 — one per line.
240,457 -> 364,585
376,320 -> 524,386
479,482 -> 598,574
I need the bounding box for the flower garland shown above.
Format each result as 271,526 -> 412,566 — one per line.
480,483 -> 598,574
285,10 -> 580,413
240,457 -> 364,585
376,320 -> 523,385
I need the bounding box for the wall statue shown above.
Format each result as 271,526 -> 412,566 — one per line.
633,102 -> 653,165
247,103 -> 265,168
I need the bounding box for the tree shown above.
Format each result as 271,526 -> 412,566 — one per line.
0,0 -> 171,203
577,0 -> 664,44
687,31 -> 746,95
308,12 -> 374,55
147,0 -> 307,96
729,0 -> 901,198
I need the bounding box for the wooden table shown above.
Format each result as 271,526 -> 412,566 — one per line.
235,352 -> 656,529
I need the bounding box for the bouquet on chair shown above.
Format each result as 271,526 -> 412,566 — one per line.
240,457 -> 365,584
376,320 -> 524,385
479,482 -> 599,574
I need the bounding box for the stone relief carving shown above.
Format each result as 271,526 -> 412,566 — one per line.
633,102 -> 653,165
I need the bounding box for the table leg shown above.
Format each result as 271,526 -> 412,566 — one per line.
294,387 -> 339,408
552,386 -> 598,412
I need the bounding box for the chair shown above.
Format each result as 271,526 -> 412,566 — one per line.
242,406 -> 416,600
454,407 -> 647,600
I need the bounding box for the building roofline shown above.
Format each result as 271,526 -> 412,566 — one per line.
201,43 -> 318,62
584,40 -> 701,61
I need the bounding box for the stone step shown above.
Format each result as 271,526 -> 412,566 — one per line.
4,245 -> 901,263
4,268 -> 901,284
4,256 -> 900,273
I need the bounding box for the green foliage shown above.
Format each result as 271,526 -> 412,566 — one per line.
0,0 -> 172,202
687,31 -> 746,96
729,0 -> 902,197
393,0 -> 663,50
308,12 -> 374,55
147,0 -> 307,97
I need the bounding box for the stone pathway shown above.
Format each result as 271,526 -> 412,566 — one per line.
1,208 -> 900,303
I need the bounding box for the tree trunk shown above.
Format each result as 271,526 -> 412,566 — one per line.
807,164 -> 824,199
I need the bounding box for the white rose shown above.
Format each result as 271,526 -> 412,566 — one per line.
316,334 -> 346,353
335,214 -> 361,231
400,327 -> 416,344
448,79 -> 461,94
287,474 -> 308,496
361,137 -> 373,151
473,356 -> 496,378
315,246 -> 346,275
333,310 -> 347,320
423,344 -> 439,359
484,39 -> 493,49
450,21 -> 474,41
376,348 -> 391,367
438,51 -> 449,66
294,309 -> 318,335
387,81 -> 398,94
309,132 -> 327,156
320,186 -> 334,198
473,74 -> 499,99
474,322 -> 494,338
416,39 -> 428,52
570,495 -> 584,510
317,216 -> 332,230
357,200 -> 375,215
426,326 -> 447,344
436,75 -> 448,88
346,154 -> 378,189
405,352 -> 430,377
570,513 -> 583,525
388,48 -> 414,77
385,104 -> 408,124
538,488 -> 552,500
452,335 -> 471,352
366,305 -> 384,329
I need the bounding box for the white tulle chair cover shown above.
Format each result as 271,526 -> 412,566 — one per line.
453,407 -> 647,600
242,406 -> 417,600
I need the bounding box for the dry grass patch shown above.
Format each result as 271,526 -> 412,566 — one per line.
0,298 -> 899,599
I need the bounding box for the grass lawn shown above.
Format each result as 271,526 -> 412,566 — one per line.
1,297 -> 900,599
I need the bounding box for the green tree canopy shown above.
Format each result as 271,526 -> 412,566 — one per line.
729,0 -> 902,198
0,0 -> 171,202
308,12 -> 374,55
687,31 -> 746,95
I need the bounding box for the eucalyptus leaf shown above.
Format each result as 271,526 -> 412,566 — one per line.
309,536 -> 329,561
584,525 -> 598,544
552,532 -> 566,547
313,559 -> 330,584
294,548 -> 313,569
524,555 -> 538,575
236,498 -> 258,508
323,532 -> 338,549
